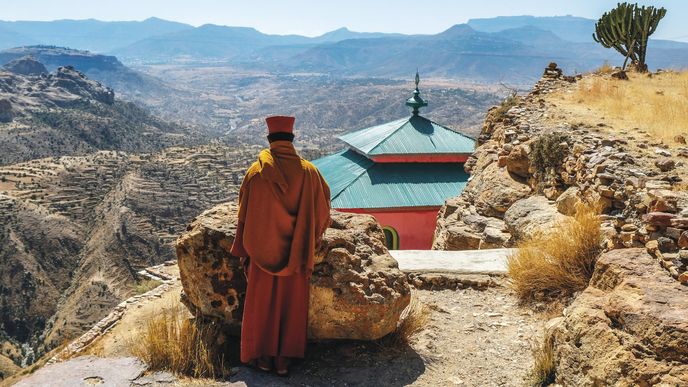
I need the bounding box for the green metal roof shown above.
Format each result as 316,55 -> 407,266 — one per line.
313,149 -> 469,209
338,114 -> 475,157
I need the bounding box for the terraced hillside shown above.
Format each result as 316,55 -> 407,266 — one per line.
0,143 -> 262,371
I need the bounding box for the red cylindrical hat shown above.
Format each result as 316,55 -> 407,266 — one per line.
266,115 -> 295,134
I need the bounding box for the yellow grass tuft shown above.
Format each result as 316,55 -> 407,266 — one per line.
377,294 -> 431,348
527,333 -> 556,386
594,62 -> 615,75
507,204 -> 602,303
128,304 -> 228,379
568,70 -> 688,143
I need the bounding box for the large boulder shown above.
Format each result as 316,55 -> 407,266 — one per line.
432,197 -> 511,250
551,248 -> 688,386
505,144 -> 531,178
175,203 -> 411,341
503,196 -> 567,241
464,162 -> 532,218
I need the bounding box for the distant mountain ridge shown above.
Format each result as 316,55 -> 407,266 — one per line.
1,16 -> 687,83
0,18 -> 193,52
467,15 -> 596,42
0,46 -> 186,112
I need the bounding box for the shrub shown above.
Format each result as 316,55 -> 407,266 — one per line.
492,94 -> 520,121
377,294 -> 430,348
507,203 -> 602,303
527,332 -> 556,386
128,305 -> 229,378
530,132 -> 571,177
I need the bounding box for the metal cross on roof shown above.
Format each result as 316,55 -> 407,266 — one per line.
406,70 -> 428,116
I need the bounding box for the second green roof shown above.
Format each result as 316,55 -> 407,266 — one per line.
338,114 -> 475,157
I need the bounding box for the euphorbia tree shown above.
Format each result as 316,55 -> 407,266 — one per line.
593,2 -> 666,72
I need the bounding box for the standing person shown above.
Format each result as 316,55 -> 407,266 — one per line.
230,115 -> 331,376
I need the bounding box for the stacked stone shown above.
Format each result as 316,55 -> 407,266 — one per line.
48,261 -> 177,364
433,63 -> 688,285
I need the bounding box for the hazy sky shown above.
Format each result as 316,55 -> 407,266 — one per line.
2,0 -> 687,41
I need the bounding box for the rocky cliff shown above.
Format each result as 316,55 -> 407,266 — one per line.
0,46 -> 177,105
433,64 -> 688,284
433,64 -> 688,384
551,248 -> 688,385
0,61 -> 200,164
175,203 -> 411,340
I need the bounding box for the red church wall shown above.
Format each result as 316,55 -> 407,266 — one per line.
338,207 -> 440,250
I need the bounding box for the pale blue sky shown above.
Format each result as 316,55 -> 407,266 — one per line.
2,0 -> 687,40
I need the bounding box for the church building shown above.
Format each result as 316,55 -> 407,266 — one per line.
312,74 -> 475,249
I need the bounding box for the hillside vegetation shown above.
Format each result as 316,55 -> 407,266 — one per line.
564,70 -> 688,144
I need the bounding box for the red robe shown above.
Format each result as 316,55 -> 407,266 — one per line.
230,141 -> 331,363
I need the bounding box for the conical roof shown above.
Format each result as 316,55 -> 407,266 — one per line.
338,114 -> 475,157
338,72 -> 474,157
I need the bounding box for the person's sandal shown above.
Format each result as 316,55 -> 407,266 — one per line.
253,356 -> 272,372
275,356 -> 290,377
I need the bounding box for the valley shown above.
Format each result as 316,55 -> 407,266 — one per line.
0,9 -> 686,385
0,50 -> 500,373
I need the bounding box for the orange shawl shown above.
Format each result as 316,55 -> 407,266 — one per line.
230,141 -> 331,276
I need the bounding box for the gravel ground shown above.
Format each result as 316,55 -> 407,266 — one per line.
15,274 -> 544,387
224,287 -> 543,386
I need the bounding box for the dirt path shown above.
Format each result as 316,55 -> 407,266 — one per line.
408,288 -> 542,386
56,267 -> 543,386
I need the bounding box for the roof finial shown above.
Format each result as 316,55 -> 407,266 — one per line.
406,70 -> 428,116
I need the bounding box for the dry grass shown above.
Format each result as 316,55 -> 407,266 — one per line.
594,62 -> 615,75
567,70 -> 688,143
377,294 -> 431,348
527,333 -> 556,387
492,94 -> 520,121
507,204 -> 602,303
131,278 -> 162,295
128,304 -> 229,379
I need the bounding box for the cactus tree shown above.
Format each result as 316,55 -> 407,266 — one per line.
593,2 -> 666,72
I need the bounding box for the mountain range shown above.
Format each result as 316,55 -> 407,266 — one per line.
0,46 -> 182,106
1,16 -> 687,81
0,17 -> 192,52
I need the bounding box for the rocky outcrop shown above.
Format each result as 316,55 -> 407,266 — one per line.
2,56 -> 47,76
433,63 -> 688,284
432,196 -> 511,250
175,203 -> 411,340
0,65 -> 200,165
550,248 -> 688,386
465,162 -> 532,218
503,196 -> 567,241
54,66 -> 115,105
